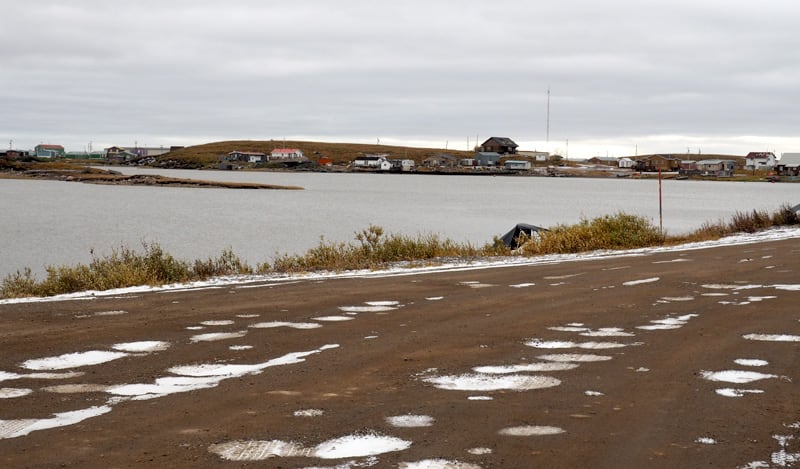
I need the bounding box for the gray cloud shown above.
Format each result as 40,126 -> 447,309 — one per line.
3,0 -> 800,155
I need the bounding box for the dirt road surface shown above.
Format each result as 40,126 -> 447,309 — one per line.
1,238 -> 799,468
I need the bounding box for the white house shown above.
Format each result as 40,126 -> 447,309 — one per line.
745,152 -> 777,170
618,157 -> 636,168
270,148 -> 304,160
353,154 -> 392,170
396,159 -> 415,172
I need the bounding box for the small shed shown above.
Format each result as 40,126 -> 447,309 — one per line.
504,160 -> 531,171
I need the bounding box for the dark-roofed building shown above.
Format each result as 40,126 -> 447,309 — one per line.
634,154 -> 681,172
776,153 -> 800,176
480,137 -> 518,155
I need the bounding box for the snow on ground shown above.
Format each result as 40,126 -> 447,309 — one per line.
3,227 -> 799,305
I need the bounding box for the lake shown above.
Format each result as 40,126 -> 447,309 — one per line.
2,168 -> 797,279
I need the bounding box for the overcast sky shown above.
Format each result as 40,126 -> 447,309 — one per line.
3,1 -> 800,157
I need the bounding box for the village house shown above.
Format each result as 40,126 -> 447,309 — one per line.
679,160 -> 698,174
105,146 -> 137,163
34,144 -> 65,159
587,156 -> 619,166
696,159 -> 737,177
618,157 -> 636,169
776,153 -> 800,176
634,154 -> 681,172
226,151 -> 267,163
422,154 -> 459,168
390,159 -> 415,172
479,137 -> 518,155
270,148 -> 305,161
353,154 -> 392,170
0,149 -> 30,159
745,152 -> 777,171
132,147 -> 170,158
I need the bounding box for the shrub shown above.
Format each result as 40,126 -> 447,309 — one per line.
519,213 -> 664,255
193,249 -> 253,277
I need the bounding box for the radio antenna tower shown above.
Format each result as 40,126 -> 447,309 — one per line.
546,86 -> 551,144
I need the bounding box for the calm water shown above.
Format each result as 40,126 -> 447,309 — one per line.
2,168 -> 797,278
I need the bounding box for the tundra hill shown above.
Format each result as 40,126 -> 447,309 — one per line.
158,140 -> 476,168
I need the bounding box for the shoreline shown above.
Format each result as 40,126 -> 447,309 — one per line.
0,166 -> 304,190
4,226 -> 798,305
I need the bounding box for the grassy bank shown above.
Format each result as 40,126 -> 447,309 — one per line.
2,206 -> 798,299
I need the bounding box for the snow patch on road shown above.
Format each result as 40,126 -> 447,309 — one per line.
210,433 -> 411,461
0,405 -> 112,439
525,339 -> 631,350
701,370 -> 778,384
623,277 -> 659,286
0,388 -> 32,399
249,321 -> 322,330
423,373 -> 560,391
386,415 -> 435,428
22,351 -> 129,370
473,363 -> 578,374
190,331 -> 248,342
498,425 -> 565,436
400,460 -> 481,469
112,341 -> 170,353
200,320 -> 235,326
313,315 -> 355,322
294,409 -> 324,417
715,388 -> 765,398
744,334 -> 800,342
735,359 -> 769,367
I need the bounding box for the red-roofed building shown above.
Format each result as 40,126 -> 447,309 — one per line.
34,144 -> 65,159
744,152 -> 776,170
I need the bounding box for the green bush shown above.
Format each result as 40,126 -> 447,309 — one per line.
520,213 -> 664,255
